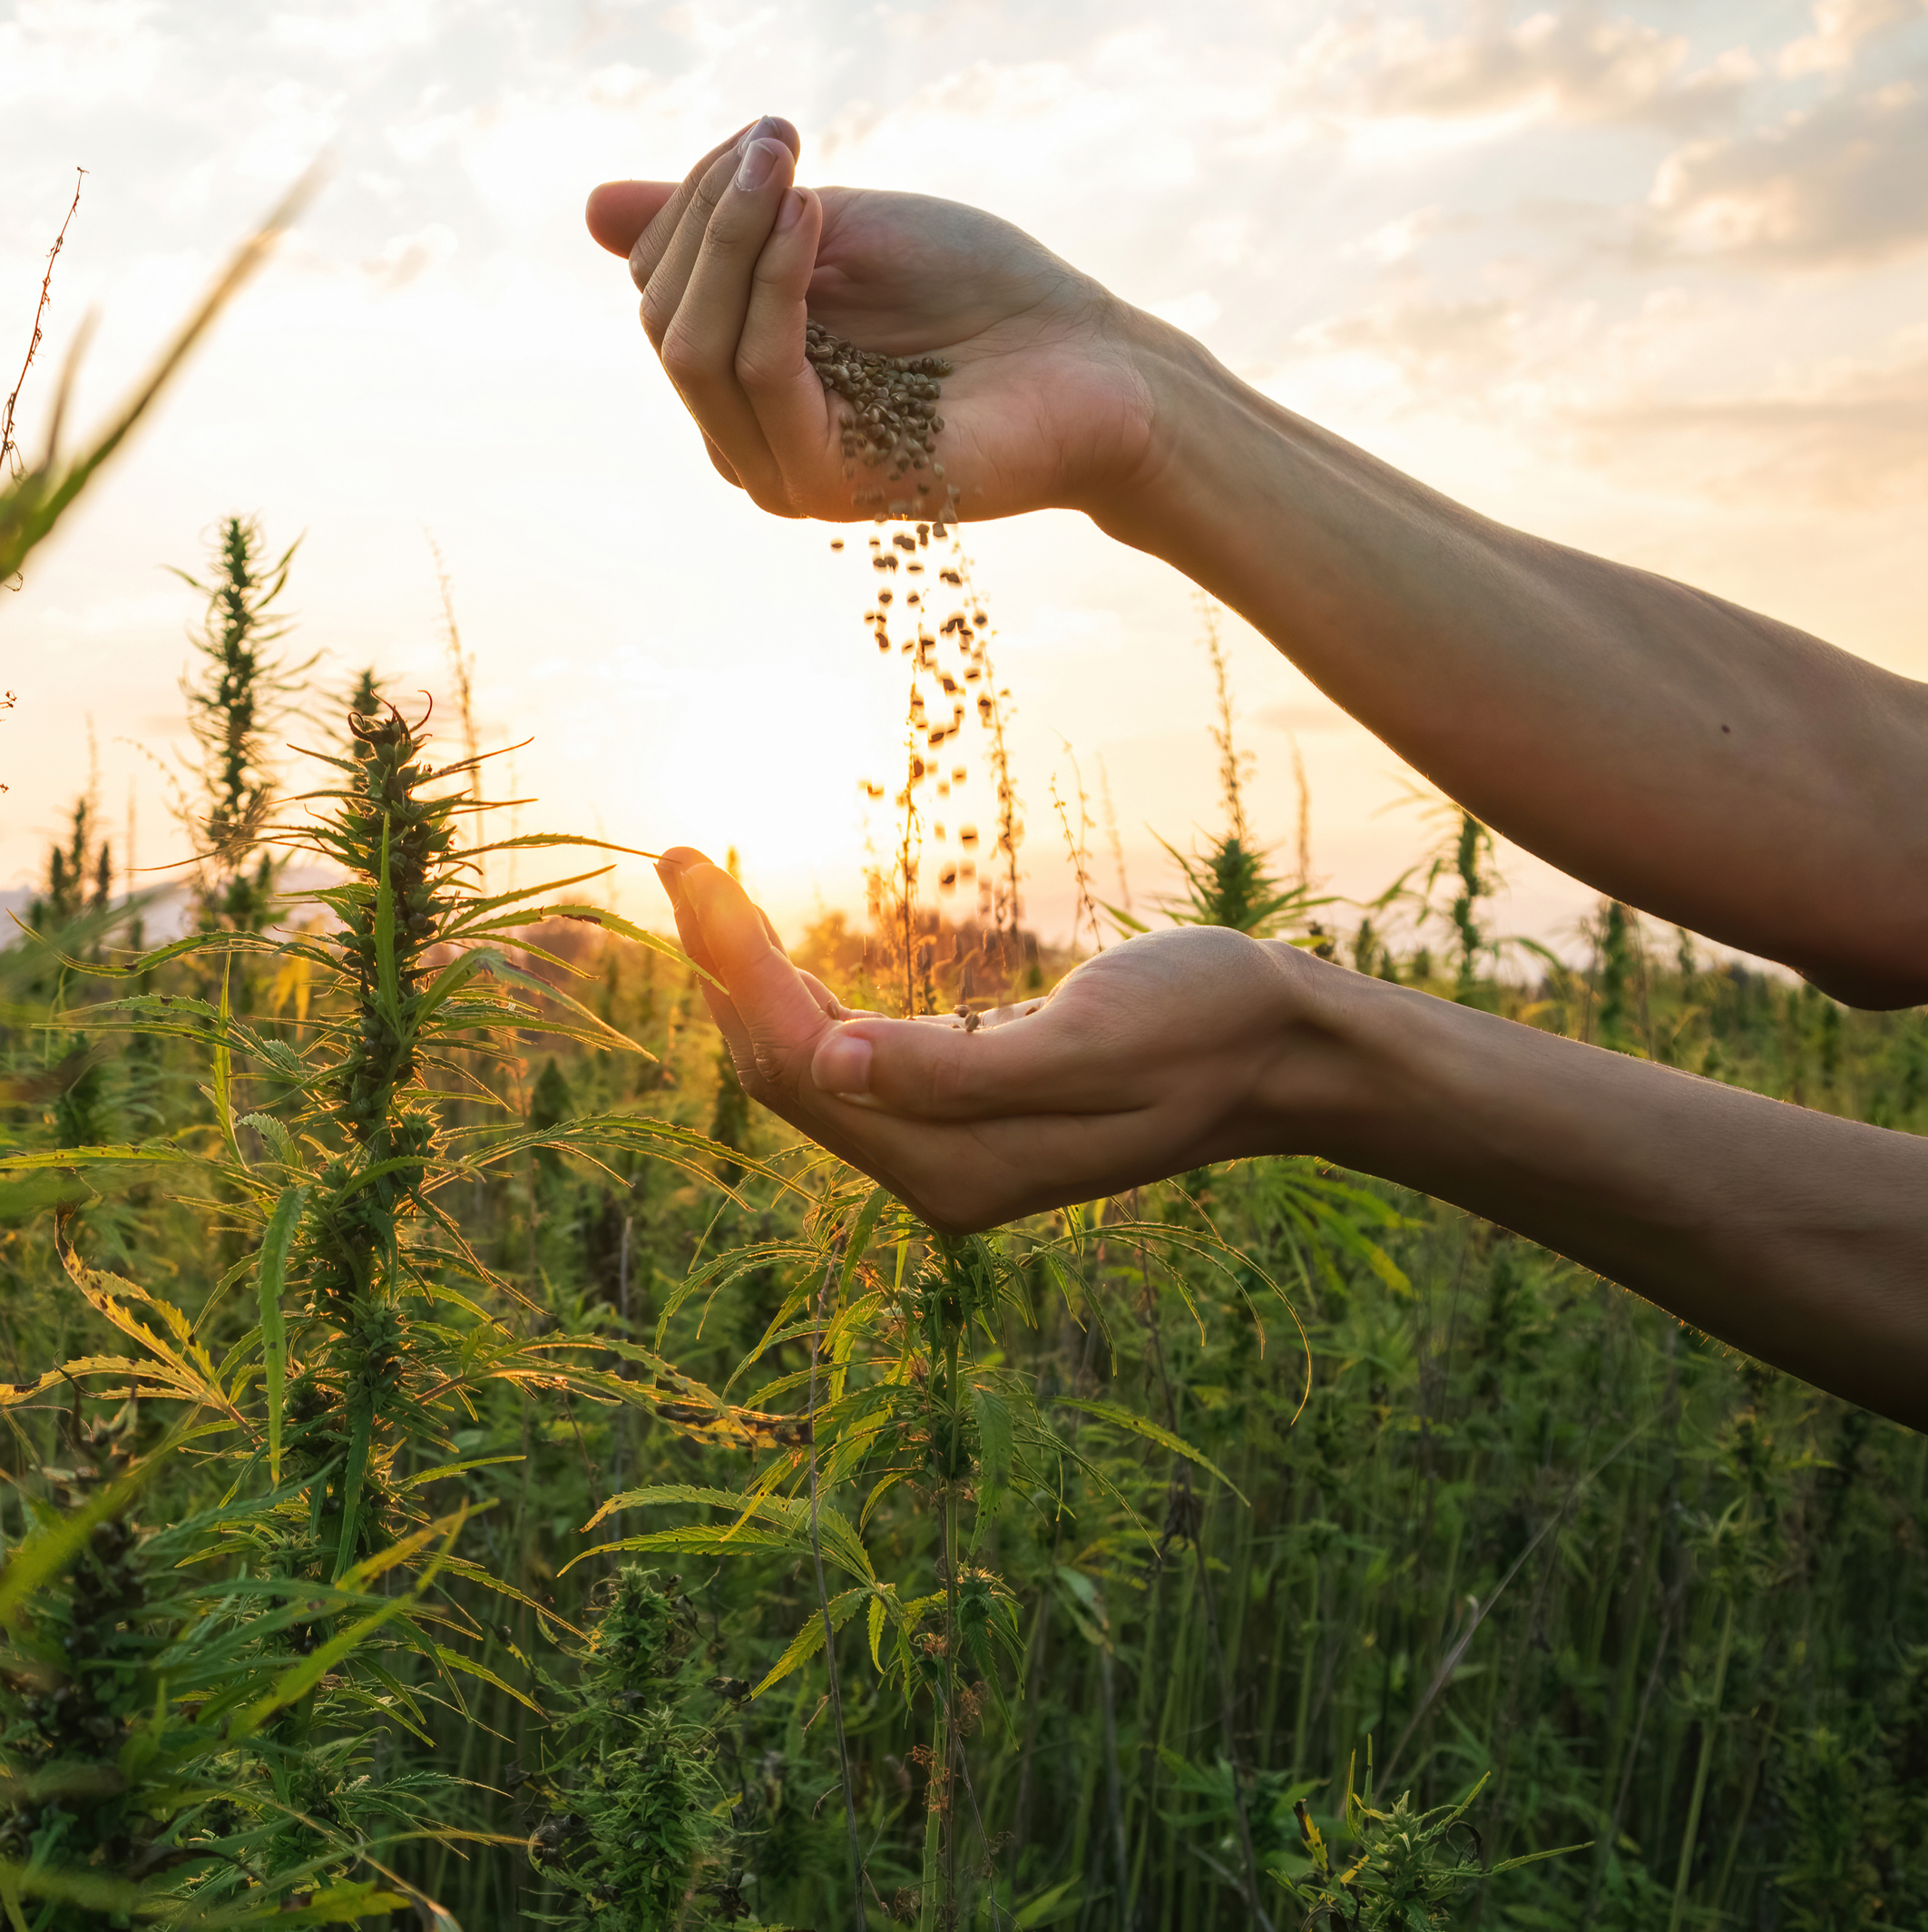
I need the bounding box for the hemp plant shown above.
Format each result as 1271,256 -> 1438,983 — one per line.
1,671 -> 842,1926
174,514 -> 312,937
1279,1747 -> 1583,1928
524,1565 -> 727,1930
0,1393 -> 475,1926
1109,611 -> 1334,946
573,1182 -> 1305,1931
5,697 -> 802,1780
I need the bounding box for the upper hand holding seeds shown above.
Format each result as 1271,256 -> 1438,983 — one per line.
585,120 -> 1164,525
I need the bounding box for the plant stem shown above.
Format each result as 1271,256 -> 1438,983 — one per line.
807,1231 -> 866,1932
1666,1590 -> 1737,1932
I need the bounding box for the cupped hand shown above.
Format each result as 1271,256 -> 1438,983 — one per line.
585,119 -> 1166,525
655,847 -> 1365,1231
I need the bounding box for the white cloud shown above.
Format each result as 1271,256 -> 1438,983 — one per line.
266,2 -> 439,64
1778,0 -> 1928,76
1346,205 -> 1447,262
1296,292 -> 1525,385
0,0 -> 168,113
1563,324 -> 1928,506
1287,5 -> 1756,134
1650,76 -> 1928,267
359,221 -> 456,290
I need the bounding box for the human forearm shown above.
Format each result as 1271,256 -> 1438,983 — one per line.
657,851 -> 1928,1427
1096,319 -> 1928,1007
1292,965 -> 1928,1426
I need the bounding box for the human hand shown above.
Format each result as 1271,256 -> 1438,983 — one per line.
585,120 -> 1170,525
654,847 -> 1365,1231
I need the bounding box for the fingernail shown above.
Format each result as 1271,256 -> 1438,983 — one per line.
813,1032 -> 872,1096
736,138 -> 778,191
776,187 -> 805,232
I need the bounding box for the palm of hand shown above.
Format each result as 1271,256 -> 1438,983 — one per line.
796,187 -> 1157,522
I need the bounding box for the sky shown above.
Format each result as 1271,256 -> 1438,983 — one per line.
4,0 -> 1927,963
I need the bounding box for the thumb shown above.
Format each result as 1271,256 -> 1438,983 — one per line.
810,999 -> 1130,1122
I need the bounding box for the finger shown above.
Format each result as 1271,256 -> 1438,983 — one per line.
636,116 -> 800,321
794,966 -> 848,1023
701,430 -> 744,489
655,850 -> 744,1029
672,860 -> 837,1085
808,997 -> 1139,1121
732,186 -> 841,494
652,856 -> 937,1198
657,848 -> 788,958
585,180 -> 678,258
620,120 -> 783,289
637,144 -> 745,337
655,137 -> 804,504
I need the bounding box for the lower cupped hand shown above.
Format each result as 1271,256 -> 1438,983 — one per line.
655,847 -> 1364,1230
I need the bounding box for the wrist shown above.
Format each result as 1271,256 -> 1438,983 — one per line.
1082,308 -> 1289,567
1237,946 -> 1428,1162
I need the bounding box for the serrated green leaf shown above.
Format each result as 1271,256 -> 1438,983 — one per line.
750,1587 -> 864,1700
973,1386 -> 1013,1486
1052,1398 -> 1248,1506
258,1183 -> 305,1486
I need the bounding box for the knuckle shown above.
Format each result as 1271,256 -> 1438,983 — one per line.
660,328 -> 710,387
639,289 -> 674,348
700,200 -> 758,253
733,345 -> 780,394
687,169 -> 729,224
748,1030 -> 810,1092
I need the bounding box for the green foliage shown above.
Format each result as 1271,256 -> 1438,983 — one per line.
0,1404 -> 438,1927
5,301 -> 1926,1930
1595,899 -> 1639,1053
25,799 -> 113,938
1279,1750 -> 1582,1927
5,787 -> 1926,1930
1144,831 -> 1327,939
0,175 -> 316,587
175,514 -> 308,935
527,1568 -> 721,1930
0,683 -> 775,1924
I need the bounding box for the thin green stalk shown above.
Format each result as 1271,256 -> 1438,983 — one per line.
1666,1592 -> 1737,1932
807,1233 -> 866,1932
